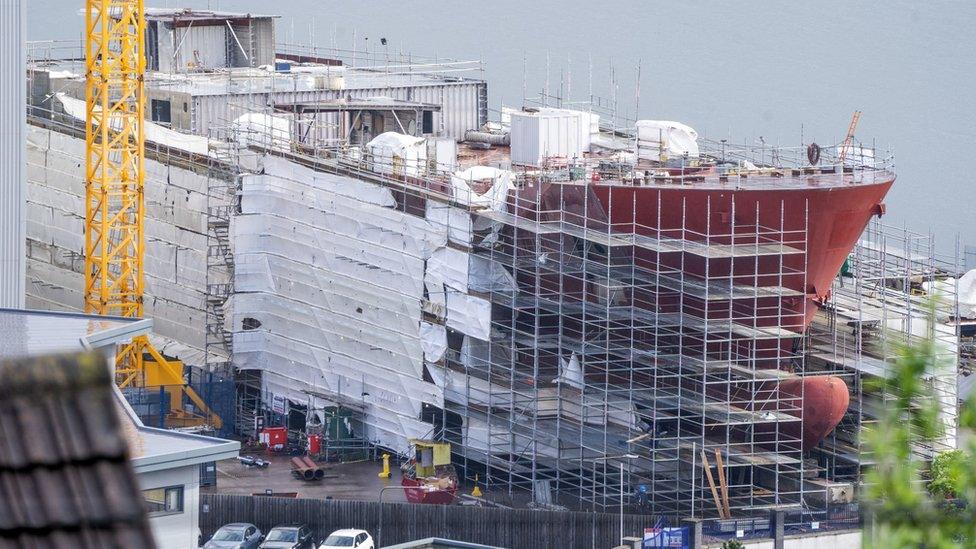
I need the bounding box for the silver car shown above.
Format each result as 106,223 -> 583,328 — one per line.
203,523 -> 264,549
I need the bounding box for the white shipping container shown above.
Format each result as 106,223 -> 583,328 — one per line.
510,110 -> 584,166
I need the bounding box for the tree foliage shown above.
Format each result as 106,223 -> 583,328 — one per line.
862,335 -> 976,548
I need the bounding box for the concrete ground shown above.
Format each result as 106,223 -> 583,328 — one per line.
205,454 -> 414,502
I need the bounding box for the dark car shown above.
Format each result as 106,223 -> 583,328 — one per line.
259,524 -> 315,549
203,523 -> 263,549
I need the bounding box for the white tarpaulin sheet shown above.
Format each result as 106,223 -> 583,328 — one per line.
468,255 -> 516,294
636,120 -> 700,160
366,132 -> 428,177
56,93 -> 214,157
925,269 -> 976,319
426,202 -> 472,246
232,113 -> 291,151
446,291 -> 491,340
427,246 -> 469,293
420,321 -> 448,362
262,155 -> 396,208
450,166 -> 515,210
233,157 -> 446,450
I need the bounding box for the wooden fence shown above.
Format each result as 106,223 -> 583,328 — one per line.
200,493 -> 663,549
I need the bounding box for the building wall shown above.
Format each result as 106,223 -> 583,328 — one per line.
710,530 -> 861,549
0,0 -> 25,308
25,124 -> 221,365
138,465 -> 202,549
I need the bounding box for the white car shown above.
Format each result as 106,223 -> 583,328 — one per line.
318,529 -> 373,549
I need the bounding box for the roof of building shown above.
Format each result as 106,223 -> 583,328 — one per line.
0,308 -> 152,359
0,352 -> 156,547
143,7 -> 279,22
0,307 -> 240,474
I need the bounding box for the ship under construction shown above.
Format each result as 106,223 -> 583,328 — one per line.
24,7 -> 967,523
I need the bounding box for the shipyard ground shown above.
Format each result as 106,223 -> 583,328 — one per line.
205,454 -> 553,509
206,455 -> 416,502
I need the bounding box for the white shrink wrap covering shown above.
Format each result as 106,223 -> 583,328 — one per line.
232,156 -> 447,450
446,291 -> 492,340
56,93 -> 214,157
427,246 -> 469,293
420,322 -> 448,362
426,202 -> 472,246
232,113 -> 292,151
635,120 -> 700,160
366,132 -> 428,177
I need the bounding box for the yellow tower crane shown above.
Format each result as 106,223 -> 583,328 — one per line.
84,0 -> 221,429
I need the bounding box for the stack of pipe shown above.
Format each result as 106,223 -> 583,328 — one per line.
290,456 -> 326,481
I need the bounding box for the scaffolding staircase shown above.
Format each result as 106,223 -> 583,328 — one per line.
205,166 -> 239,381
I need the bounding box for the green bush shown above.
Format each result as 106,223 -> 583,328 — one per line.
862,332 -> 976,548
928,449 -> 964,499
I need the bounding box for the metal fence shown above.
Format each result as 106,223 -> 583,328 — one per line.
699,504 -> 862,545
200,493 -> 666,549
122,376 -> 236,438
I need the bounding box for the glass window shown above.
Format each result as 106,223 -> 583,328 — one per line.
266,529 -> 298,541
143,485 -> 184,515
150,99 -> 172,125
323,534 -> 355,547
212,528 -> 245,542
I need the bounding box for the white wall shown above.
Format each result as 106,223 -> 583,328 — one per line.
25,124 -> 223,365
710,530 -> 861,549
138,465 -> 201,549
0,0 -> 25,308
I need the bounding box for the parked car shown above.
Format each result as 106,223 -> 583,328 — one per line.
203,522 -> 263,549
259,524 -> 315,549
318,529 -> 373,549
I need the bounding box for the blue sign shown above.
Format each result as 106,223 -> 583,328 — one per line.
643,526 -> 688,549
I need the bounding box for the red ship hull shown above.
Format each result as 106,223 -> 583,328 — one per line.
590,179 -> 894,330
504,171 -> 892,449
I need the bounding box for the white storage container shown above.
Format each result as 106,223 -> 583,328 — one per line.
510,110 -> 585,166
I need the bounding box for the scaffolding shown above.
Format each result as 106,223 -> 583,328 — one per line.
420,164 -> 815,517
811,221 -> 962,484
27,32 -> 963,524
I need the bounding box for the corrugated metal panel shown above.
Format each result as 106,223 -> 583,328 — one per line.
174,25 -> 227,71
0,0 -> 25,308
190,80 -> 484,141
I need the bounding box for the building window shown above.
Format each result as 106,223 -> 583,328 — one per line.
151,99 -> 172,125
143,485 -> 184,516
422,111 -> 434,134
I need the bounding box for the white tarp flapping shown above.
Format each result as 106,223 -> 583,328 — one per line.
366,131 -> 428,177
635,120 -> 700,160
450,166 -> 514,209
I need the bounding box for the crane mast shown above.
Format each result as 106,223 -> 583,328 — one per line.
84,0 -> 149,385
84,1 -> 222,429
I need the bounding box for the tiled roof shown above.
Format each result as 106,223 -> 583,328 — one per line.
0,352 -> 156,548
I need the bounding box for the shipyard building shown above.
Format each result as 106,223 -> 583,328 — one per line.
25,8 -> 968,522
